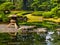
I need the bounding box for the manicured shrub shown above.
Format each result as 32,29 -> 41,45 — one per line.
42,11 -> 54,18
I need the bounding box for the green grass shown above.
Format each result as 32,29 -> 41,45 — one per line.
25,14 -> 43,22
25,13 -> 60,23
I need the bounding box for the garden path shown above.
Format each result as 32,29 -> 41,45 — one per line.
0,24 -> 36,33
0,24 -> 47,33
0,24 -> 17,33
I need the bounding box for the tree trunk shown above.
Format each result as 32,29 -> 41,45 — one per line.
23,0 -> 28,10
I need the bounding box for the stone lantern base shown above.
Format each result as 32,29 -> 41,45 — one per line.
7,19 -> 18,29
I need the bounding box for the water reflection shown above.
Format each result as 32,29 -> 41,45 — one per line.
46,32 -> 54,41
46,32 -> 54,45
0,31 -> 60,45
46,40 -> 53,45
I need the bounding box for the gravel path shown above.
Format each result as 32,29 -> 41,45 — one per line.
0,24 -> 46,33
0,24 -> 17,33
0,24 -> 35,33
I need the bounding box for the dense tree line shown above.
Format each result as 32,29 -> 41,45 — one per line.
0,0 -> 60,11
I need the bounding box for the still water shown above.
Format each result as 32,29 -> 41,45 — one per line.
0,32 -> 60,45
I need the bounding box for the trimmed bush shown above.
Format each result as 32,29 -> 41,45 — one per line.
42,11 -> 54,18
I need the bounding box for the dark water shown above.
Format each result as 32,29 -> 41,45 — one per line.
0,33 -> 60,45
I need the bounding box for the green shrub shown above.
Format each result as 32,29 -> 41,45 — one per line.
51,6 -> 60,17
0,13 -> 3,18
57,10 -> 60,17
42,11 -> 54,18
51,6 -> 58,14
0,12 -> 10,23
2,17 -> 9,23
0,2 -> 14,11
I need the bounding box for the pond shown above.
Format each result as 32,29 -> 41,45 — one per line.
0,32 -> 60,45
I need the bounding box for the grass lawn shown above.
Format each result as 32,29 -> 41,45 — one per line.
25,14 -> 60,23
44,18 -> 60,23
25,14 -> 43,22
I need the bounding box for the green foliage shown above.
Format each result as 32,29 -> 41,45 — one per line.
0,11 -> 9,23
0,0 -> 6,4
51,6 -> 60,17
15,0 -> 23,10
0,2 -> 14,11
51,6 -> 58,14
32,11 -> 43,16
42,11 -> 54,18
57,10 -> 60,17
2,17 -> 9,23
0,11 -> 4,18
0,0 -> 58,11
42,20 -> 58,30
1,14 -> 9,23
30,0 -> 39,11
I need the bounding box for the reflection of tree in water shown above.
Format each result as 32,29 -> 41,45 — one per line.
46,40 -> 54,45
46,32 -> 54,45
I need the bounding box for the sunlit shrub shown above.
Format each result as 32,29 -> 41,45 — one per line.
42,11 -> 53,18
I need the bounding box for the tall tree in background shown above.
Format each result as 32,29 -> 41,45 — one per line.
23,0 -> 28,10
0,0 -> 59,11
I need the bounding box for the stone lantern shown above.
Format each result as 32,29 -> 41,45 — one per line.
7,13 -> 18,29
